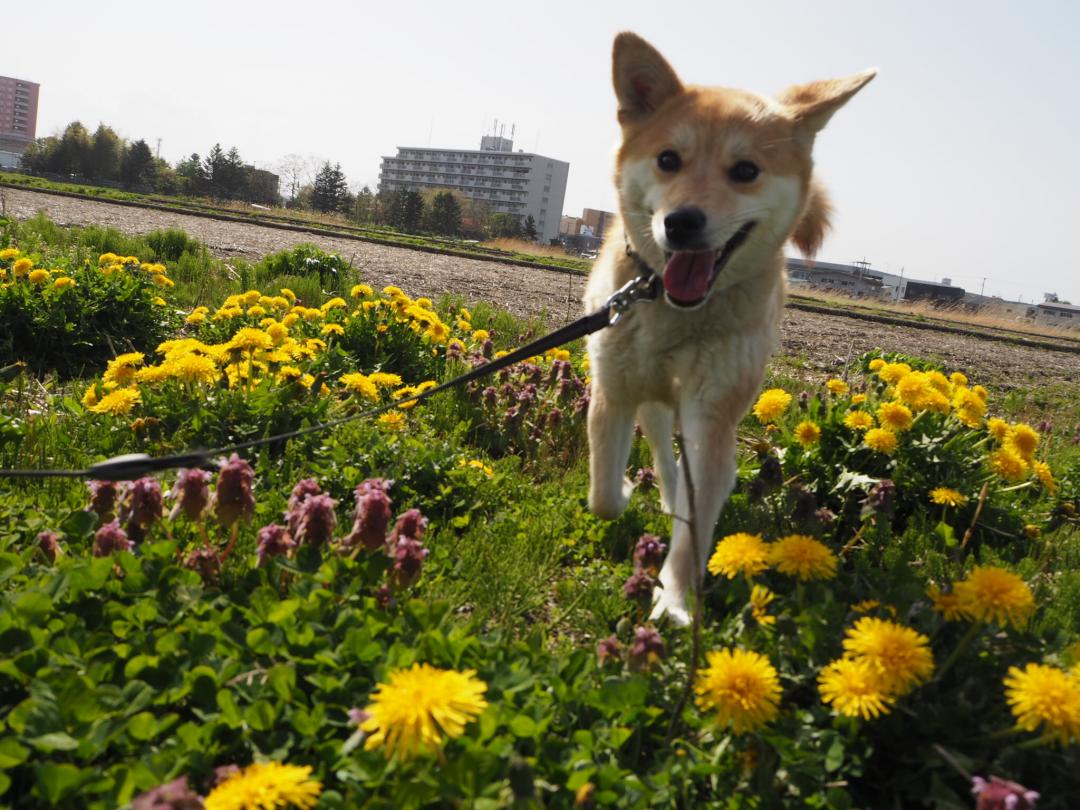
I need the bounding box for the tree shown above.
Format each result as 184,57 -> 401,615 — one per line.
311,162 -> 349,213
489,212 -> 523,239
176,153 -> 207,195
55,121 -> 93,176
86,125 -> 122,181
120,139 -> 157,189
202,144 -> 227,198
382,190 -> 425,232
522,215 -> 538,242
20,137 -> 60,174
350,186 -> 378,224
278,153 -> 314,204
425,191 -> 462,236
219,147 -> 247,199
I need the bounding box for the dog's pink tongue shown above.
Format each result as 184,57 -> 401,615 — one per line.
663,250 -> 719,304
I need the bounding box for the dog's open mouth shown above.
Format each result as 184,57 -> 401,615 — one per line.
662,222 -> 756,308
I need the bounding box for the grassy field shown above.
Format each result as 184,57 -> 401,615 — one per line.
1,215 -> 1079,808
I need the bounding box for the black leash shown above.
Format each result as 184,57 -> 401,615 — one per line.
1,271 -> 659,481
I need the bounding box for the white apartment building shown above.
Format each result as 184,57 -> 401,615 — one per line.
378,135 -> 569,244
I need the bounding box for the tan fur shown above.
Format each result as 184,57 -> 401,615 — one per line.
586,32 -> 874,624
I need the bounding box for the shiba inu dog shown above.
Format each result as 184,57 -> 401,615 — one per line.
584,32 -> 875,624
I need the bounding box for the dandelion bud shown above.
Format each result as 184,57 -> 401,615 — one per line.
294,493 -> 337,546
972,776 -> 1039,810
634,467 -> 656,488
131,776 -> 204,810
215,454 -> 255,527
622,570 -> 657,610
87,479 -> 120,519
93,520 -> 133,557
344,478 -> 394,551
36,531 -> 62,564
184,547 -> 221,583
482,386 -> 498,407
596,634 -> 623,666
169,469 -> 211,521
285,478 -> 324,536
633,534 -> 667,575
391,536 -> 429,588
628,625 -> 665,672
122,476 -> 163,542
256,523 -> 295,567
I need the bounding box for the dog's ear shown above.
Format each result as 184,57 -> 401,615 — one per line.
613,32 -> 682,125
778,69 -> 876,141
791,179 -> 832,258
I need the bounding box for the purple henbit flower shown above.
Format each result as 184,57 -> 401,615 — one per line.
628,625 -> 665,672
861,478 -> 897,518
634,467 -> 656,488
815,507 -> 838,526
446,340 -> 463,360
574,391 -> 590,415
184,547 -> 221,583
499,381 -> 517,401
169,468 -> 211,521
555,377 -> 576,402
87,479 -> 120,519
348,707 -> 372,726
36,531 -> 62,564
623,570 -> 657,610
516,383 -> 539,407
548,406 -> 564,429
791,487 -> 819,524
798,390 -> 811,410
529,423 -> 545,444
284,478 -> 324,534
344,478 -> 394,551
482,386 -> 498,407
374,584 -> 394,609
215,454 -> 255,527
470,352 -> 487,369
256,523 -> 295,567
392,536 -> 429,588
93,520 -> 133,557
972,776 -> 1039,810
1035,419 -> 1052,435
389,508 -> 428,545
131,776 -> 204,810
633,534 -> 667,575
504,405 -> 522,429
596,634 -> 623,666
123,477 -> 164,543
481,337 -> 494,358
211,765 -> 240,787
523,362 -> 543,385
294,493 -> 338,546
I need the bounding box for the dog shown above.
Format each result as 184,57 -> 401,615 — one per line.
583,32 -> 875,625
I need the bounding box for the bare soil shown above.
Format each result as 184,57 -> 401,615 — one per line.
5,186 -> 1078,392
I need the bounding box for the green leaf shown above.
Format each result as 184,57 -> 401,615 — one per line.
267,599 -> 300,624
14,591 -> 52,621
59,509 -> 97,539
0,738 -> 30,768
244,700 -> 277,731
509,714 -> 537,738
28,732 -> 79,753
934,521 -> 958,548
127,712 -> 157,741
34,762 -> 84,803
825,737 -> 845,773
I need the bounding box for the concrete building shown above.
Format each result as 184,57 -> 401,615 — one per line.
378,135 -> 569,243
0,75 -> 39,169
1031,295 -> 1080,330
581,207 -> 615,239
785,257 -> 887,297
560,214 -> 582,235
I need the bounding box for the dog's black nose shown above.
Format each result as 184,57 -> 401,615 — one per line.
663,207 -> 707,248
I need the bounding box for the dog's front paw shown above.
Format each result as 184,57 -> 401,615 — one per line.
649,587 -> 691,627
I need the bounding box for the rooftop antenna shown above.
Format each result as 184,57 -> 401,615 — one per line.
510,123 -> 515,142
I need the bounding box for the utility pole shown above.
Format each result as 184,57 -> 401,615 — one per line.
980,277 -> 986,296
155,138 -> 161,159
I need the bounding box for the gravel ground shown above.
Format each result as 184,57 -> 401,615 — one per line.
5,186 -> 1078,392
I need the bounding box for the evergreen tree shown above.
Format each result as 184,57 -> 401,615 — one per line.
489,212 -> 523,239
87,125 -> 122,181
120,139 -> 157,189
176,153 -> 207,195
221,147 -> 247,199
311,162 -> 349,213
203,144 -> 226,198
522,215 -> 538,241
55,122 -> 93,176
350,186 -> 377,224
426,191 -> 462,236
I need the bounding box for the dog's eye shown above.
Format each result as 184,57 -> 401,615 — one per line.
657,150 -> 681,173
729,160 -> 760,183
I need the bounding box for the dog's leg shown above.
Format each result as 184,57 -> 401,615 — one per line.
636,402 -> 677,514
587,388 -> 637,519
651,404 -> 738,625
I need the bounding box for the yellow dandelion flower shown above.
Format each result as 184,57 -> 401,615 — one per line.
378,411 -> 407,431
458,458 -> 495,477
972,384 -> 989,401
950,371 -> 968,386
1006,423 -> 1039,462
1003,663 -> 1080,745
707,532 -> 771,580
695,648 -> 782,734
769,534 -> 837,581
322,297 -> 347,311
169,354 -> 219,385
929,487 -> 968,507
426,322 -> 451,344
282,312 -> 300,327
794,420 -> 821,447
954,566 -> 1035,628
456,318 -> 472,332
152,296 -> 167,306
350,283 -> 373,298
266,322 -> 289,345
952,386 -> 987,428
876,362 -> 911,385
826,378 -> 849,395
383,285 -> 406,298
844,411 -> 874,431
876,401 -> 913,432
28,268 -> 50,285
852,599 -> 881,614
204,761 -> 322,810
867,358 -> 886,372
842,617 -> 934,697
415,380 -> 437,393
819,657 -> 894,720
151,274 -> 174,288
321,323 -> 344,337
864,428 -> 898,455
103,352 -> 145,387
361,663 -> 488,761
277,366 -> 303,383
88,387 -> 141,416
927,585 -> 964,621
393,386 -> 419,409
1032,461 -> 1056,495
369,372 -> 404,388
988,446 -> 1028,481
895,372 -> 950,413
305,338 -> 326,354
81,384 -> 100,408
749,584 -> 777,627
851,393 -> 867,405
53,276 -> 75,290
13,257 -> 33,277
752,388 -> 792,424
987,417 -> 1009,442
340,372 -> 380,401
472,328 -> 490,343
229,328 -> 272,352
0,247 -> 19,261
926,370 -> 951,394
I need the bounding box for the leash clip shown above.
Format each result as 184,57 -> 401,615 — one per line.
607,272 -> 658,325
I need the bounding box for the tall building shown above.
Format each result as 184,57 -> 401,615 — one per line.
378,135 -> 569,244
0,76 -> 39,169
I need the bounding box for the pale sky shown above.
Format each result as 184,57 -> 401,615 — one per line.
7,1 -> 1079,304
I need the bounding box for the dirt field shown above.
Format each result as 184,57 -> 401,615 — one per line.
5,186 -> 1078,392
